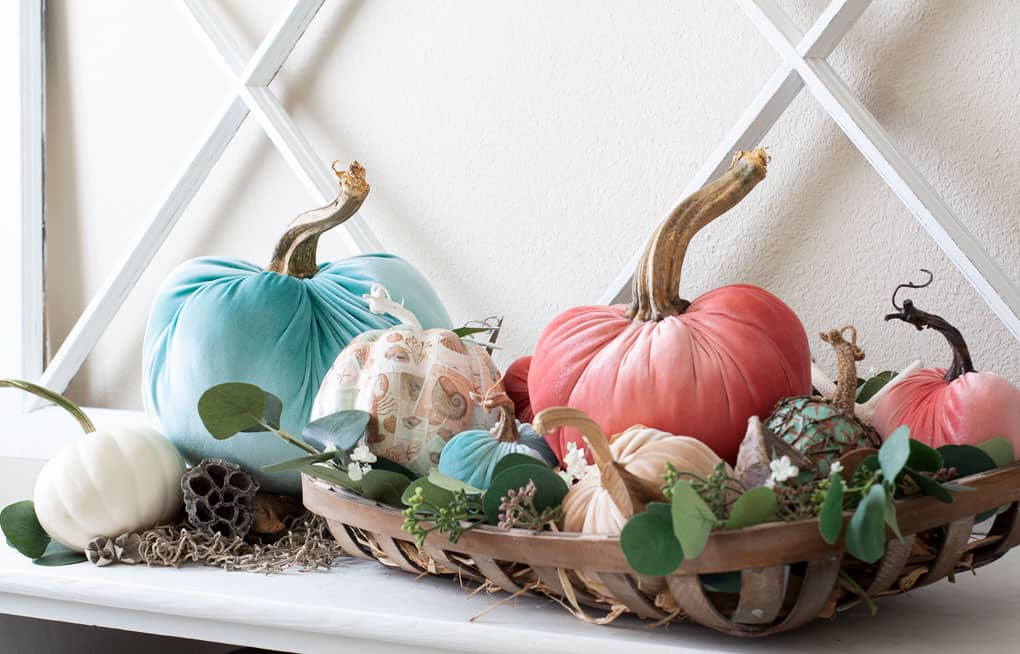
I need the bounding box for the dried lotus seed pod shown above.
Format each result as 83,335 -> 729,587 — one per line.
85,536 -> 117,566
181,458 -> 259,539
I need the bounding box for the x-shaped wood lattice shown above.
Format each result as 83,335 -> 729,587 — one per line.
36,0 -> 380,399
600,0 -> 1020,353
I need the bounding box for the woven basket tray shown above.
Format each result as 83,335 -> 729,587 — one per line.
302,463 -> 1020,637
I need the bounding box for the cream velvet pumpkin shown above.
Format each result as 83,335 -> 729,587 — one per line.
312,285 -> 502,474
534,407 -> 727,535
34,427 -> 185,551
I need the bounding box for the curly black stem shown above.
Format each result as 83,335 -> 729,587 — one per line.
885,299 -> 974,381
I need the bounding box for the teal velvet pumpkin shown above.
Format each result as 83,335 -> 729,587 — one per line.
142,164 -> 451,494
438,398 -> 547,489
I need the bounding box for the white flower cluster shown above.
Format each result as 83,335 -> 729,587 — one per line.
347,443 -> 377,482
558,441 -> 591,484
764,455 -> 799,489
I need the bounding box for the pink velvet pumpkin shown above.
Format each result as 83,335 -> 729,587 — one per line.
528,150 -> 812,464
874,286 -> 1020,453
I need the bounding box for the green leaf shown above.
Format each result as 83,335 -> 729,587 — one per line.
940,482 -> 976,492
670,481 -> 716,560
299,464 -> 360,492
198,383 -> 272,439
301,411 -> 371,452
724,487 -> 777,529
906,439 -> 943,473
262,450 -> 337,473
428,470 -> 484,495
451,326 -> 496,338
878,426 -> 910,482
240,392 -> 283,432
819,474 -> 845,544
845,484 -> 887,563
360,469 -> 412,507
402,478 -> 455,507
977,437 -> 1015,468
1,501 -> 50,559
33,541 -> 86,566
373,457 -> 418,480
883,488 -> 903,541
493,453 -> 549,479
905,469 -> 953,503
856,371 -> 896,403
483,464 -> 568,525
700,572 -> 742,593
939,445 -> 997,478
620,504 -> 684,577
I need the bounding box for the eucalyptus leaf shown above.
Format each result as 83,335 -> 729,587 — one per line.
700,572 -> 742,594
724,487 -> 777,530
856,371 -> 896,403
977,437 -> 1015,468
301,411 -> 371,453
907,439 -> 943,473
402,478 -> 456,508
670,481 -> 716,560
938,445 -> 996,478
845,484 -> 887,563
33,541 -> 87,566
883,490 -> 903,541
240,392 -> 283,432
360,469 -> 412,507
262,450 -> 338,473
300,464 -> 360,492
373,457 -> 418,480
198,383 -> 272,439
428,470 -> 484,495
493,453 -> 549,479
483,464 -> 567,525
819,474 -> 845,544
878,426 -> 910,482
1,500 -> 49,559
905,469 -> 953,503
620,503 -> 684,577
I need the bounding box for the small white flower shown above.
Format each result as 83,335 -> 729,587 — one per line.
557,470 -> 574,485
768,455 -> 799,485
830,461 -> 844,475
321,441 -> 337,453
562,441 -> 590,482
347,461 -> 367,481
764,477 -> 776,489
351,443 -> 377,464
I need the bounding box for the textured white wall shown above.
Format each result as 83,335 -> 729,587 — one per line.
45,0 -> 1020,409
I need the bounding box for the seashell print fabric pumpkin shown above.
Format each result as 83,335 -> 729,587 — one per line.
312,325 -> 503,474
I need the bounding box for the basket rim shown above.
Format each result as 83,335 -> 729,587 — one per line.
302,461 -> 1020,575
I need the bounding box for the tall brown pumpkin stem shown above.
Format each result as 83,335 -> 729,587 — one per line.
819,326 -> 864,416
267,161 -> 371,278
533,407 -> 665,519
626,148 -> 769,322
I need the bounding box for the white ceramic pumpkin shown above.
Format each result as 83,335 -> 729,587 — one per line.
3,380 -> 185,552
312,285 -> 502,474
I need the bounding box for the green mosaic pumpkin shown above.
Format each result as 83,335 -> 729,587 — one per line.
765,326 -> 880,461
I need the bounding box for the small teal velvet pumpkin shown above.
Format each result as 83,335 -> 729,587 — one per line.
142,165 -> 451,494
438,400 -> 547,489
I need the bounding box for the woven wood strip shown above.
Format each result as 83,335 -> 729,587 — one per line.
667,573 -> 747,634
922,517 -> 975,584
324,519 -> 374,560
757,555 -> 842,636
988,502 -> 1020,557
473,556 -> 522,594
732,566 -> 785,625
373,534 -> 423,574
530,566 -> 602,609
418,542 -> 483,582
591,572 -> 664,619
867,535 -> 916,595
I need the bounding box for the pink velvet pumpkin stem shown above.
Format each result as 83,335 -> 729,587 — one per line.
627,148 -> 770,322
885,290 -> 975,382
266,161 -> 371,279
533,407 -> 666,519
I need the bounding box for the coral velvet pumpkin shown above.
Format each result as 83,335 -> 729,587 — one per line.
504,356 -> 534,423
529,150 -> 811,465
312,285 -> 502,475
874,281 -> 1020,453
534,407 -> 726,535
438,393 -> 545,489
142,164 -> 451,494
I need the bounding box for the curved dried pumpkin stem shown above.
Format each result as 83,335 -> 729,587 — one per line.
267,161 -> 371,278
819,326 -> 864,416
532,407 -> 664,519
0,379 -> 95,434
886,299 -> 975,382
627,148 -> 769,322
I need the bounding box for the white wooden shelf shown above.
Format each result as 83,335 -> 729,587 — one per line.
1,456 -> 1019,653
